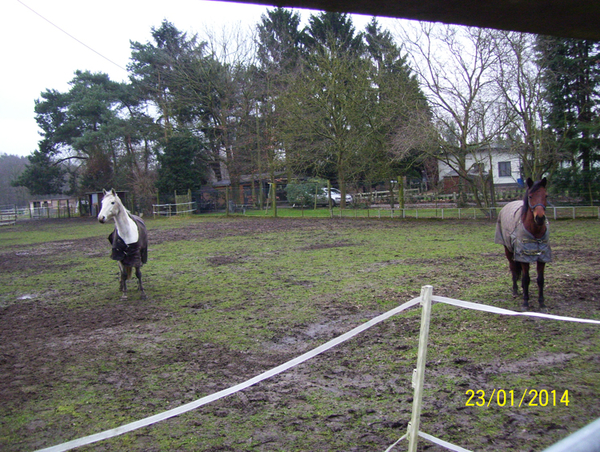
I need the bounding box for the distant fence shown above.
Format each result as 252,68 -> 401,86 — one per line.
232,205 -> 600,221
29,206 -> 76,219
548,206 -> 600,220
34,286 -> 600,452
377,205 -> 600,220
152,201 -> 196,218
0,206 -> 17,226
354,189 -> 600,207
1,204 -> 78,222
363,205 -> 600,221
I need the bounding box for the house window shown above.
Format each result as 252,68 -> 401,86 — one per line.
498,161 -> 512,177
473,163 -> 484,174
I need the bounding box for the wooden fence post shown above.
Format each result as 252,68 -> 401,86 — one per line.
408,285 -> 433,452
399,176 -> 405,209
272,181 -> 277,218
226,187 -> 230,217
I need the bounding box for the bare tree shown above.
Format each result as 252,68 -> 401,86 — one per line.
400,23 -> 507,208
202,21 -> 257,69
494,31 -> 564,180
0,154 -> 30,206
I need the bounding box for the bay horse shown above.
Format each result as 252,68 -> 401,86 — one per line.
98,189 -> 148,300
495,178 -> 552,311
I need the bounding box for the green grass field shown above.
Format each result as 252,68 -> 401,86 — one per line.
0,215 -> 599,451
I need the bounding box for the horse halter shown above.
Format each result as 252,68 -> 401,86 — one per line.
530,203 -> 546,212
528,188 -> 547,213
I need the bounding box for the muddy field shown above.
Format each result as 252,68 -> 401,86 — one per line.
1,217 -> 599,452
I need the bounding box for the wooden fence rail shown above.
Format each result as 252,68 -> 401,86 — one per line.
152,201 -> 196,218
0,206 -> 17,226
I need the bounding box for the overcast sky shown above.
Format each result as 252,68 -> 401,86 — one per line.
1,0 -> 387,158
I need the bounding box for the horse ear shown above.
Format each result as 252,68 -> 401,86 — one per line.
111,189 -> 116,196
103,189 -> 107,195
541,177 -> 547,187
526,178 -> 534,188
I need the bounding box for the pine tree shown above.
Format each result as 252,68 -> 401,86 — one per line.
538,37 -> 600,172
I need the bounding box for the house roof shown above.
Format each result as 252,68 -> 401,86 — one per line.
29,194 -> 78,201
226,0 -> 600,40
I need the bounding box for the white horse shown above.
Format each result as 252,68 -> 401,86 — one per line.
98,189 -> 148,300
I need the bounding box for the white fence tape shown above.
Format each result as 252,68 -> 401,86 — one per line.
385,429 -> 474,452
36,297 -> 422,452
433,295 -> 600,325
383,433 -> 408,452
418,431 -> 473,452
35,292 -> 600,452
383,294 -> 600,452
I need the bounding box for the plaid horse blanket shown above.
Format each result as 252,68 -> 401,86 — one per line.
108,214 -> 148,267
495,200 -> 552,263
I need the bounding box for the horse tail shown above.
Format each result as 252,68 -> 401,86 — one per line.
126,266 -> 133,280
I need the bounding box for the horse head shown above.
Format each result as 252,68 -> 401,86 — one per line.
525,177 -> 548,227
98,189 -> 122,224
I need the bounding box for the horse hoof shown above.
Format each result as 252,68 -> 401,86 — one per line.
521,304 -> 530,312
141,293 -> 147,300
121,295 -> 128,301
539,306 -> 548,313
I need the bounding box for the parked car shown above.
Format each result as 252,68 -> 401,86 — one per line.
315,188 -> 353,207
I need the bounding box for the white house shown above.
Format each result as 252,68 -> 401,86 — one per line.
437,146 -> 523,193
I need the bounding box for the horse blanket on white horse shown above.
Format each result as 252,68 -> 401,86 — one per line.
495,200 -> 552,263
107,215 -> 148,267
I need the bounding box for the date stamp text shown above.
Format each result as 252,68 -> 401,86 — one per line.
465,389 -> 570,407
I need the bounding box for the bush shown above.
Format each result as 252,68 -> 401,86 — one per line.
285,178 -> 327,207
550,167 -> 600,203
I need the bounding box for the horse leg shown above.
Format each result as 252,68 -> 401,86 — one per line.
119,262 -> 128,300
135,266 -> 146,299
521,262 -> 531,310
504,247 -> 520,297
537,261 -> 546,310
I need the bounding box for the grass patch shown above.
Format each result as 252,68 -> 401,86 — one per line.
0,216 -> 599,451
